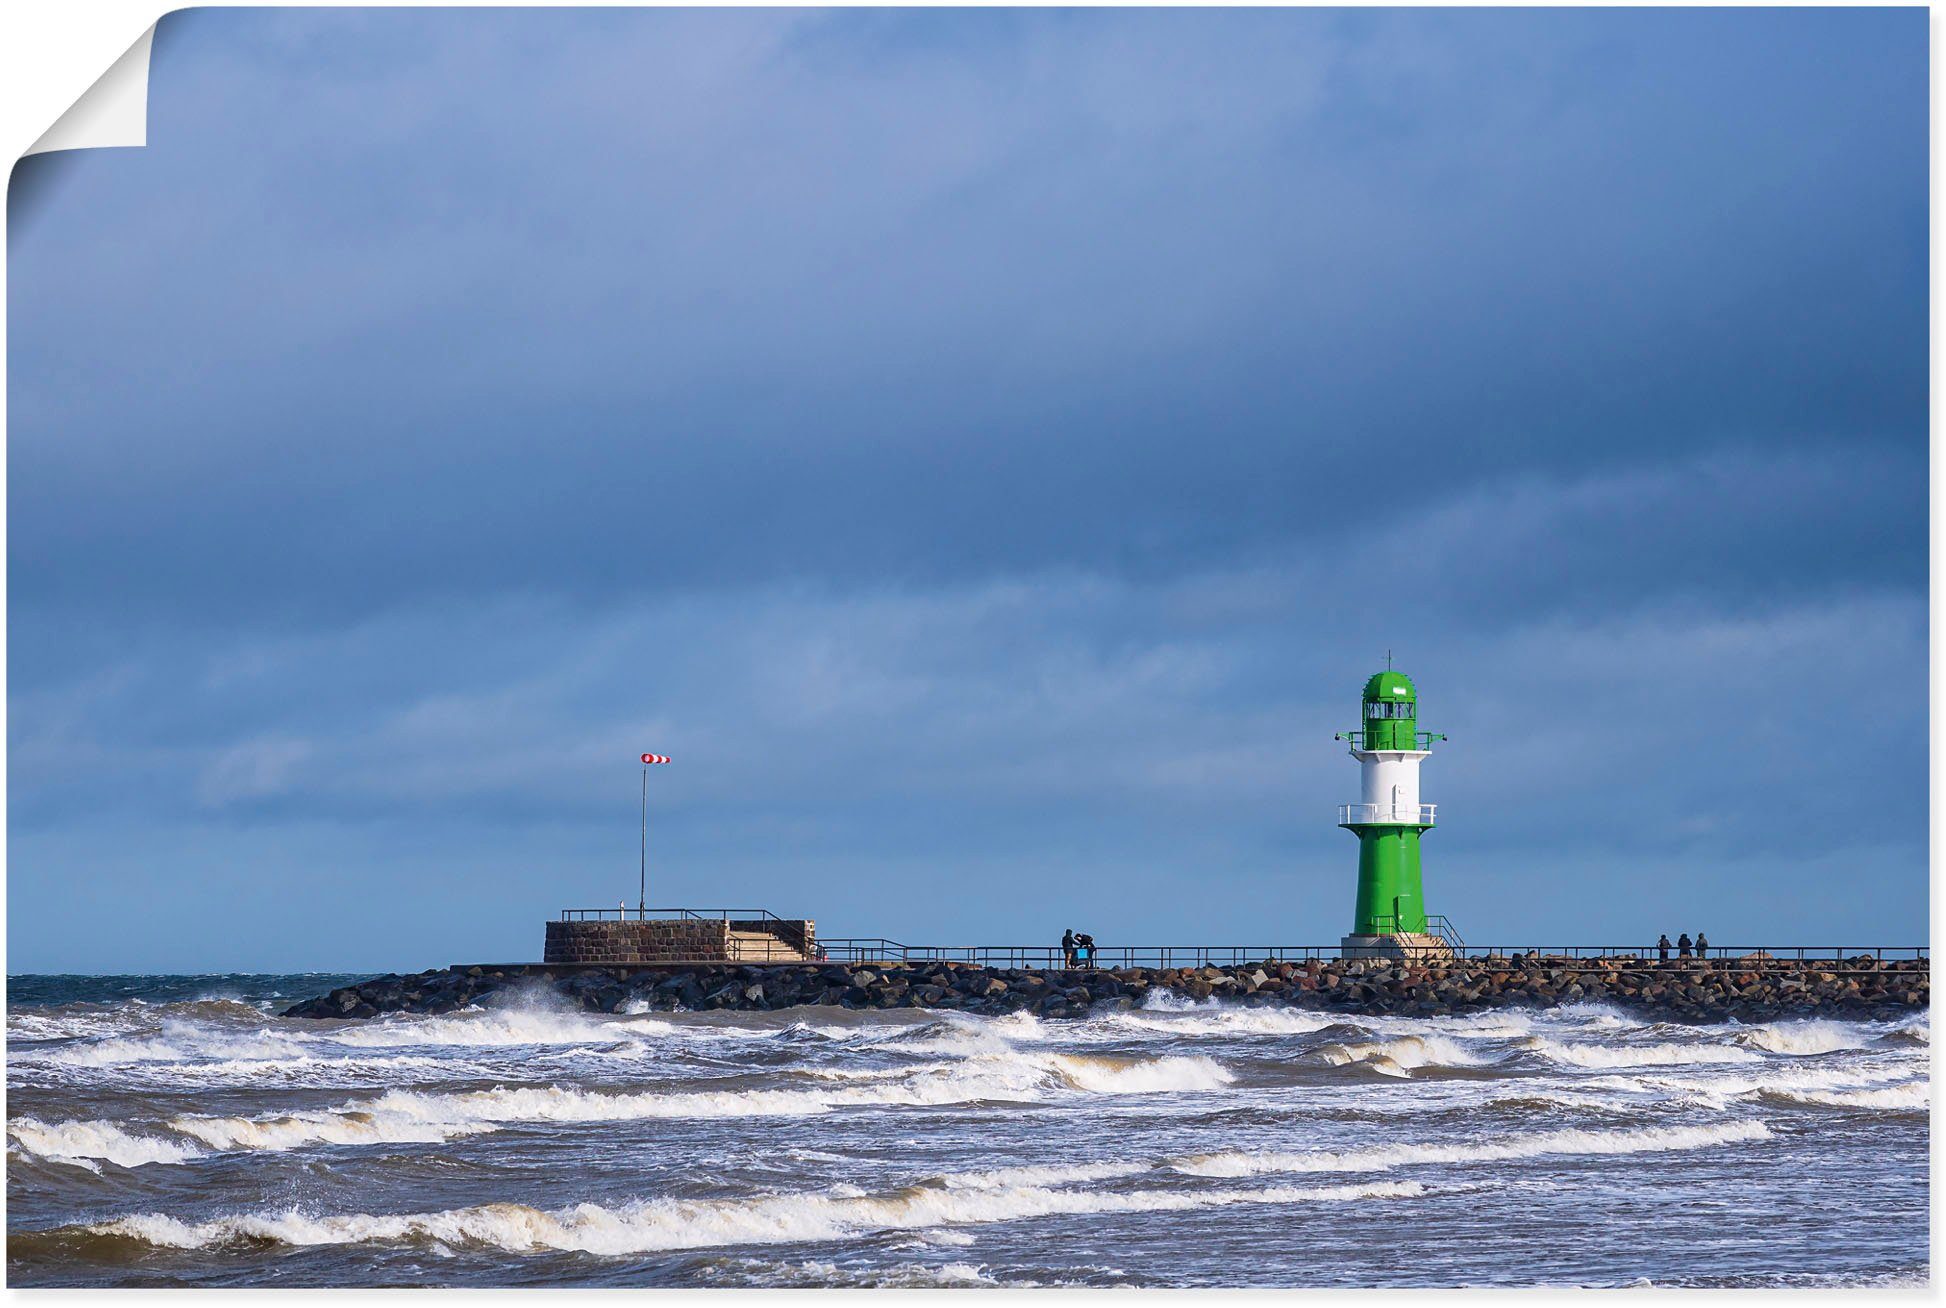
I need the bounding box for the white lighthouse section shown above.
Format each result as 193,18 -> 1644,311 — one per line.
1344,746 -> 1435,825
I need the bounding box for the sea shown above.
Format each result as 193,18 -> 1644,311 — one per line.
5,973 -> 1930,1288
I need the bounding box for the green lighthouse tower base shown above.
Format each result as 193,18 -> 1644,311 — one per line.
1335,668 -> 1454,962
1348,821 -> 1430,935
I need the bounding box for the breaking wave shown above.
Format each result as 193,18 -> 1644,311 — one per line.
1519,1037 -> 1762,1069
325,1007 -> 688,1049
16,1046 -> 1233,1165
1756,1082 -> 1928,1111
1044,1053 -> 1231,1094
700,1257 -> 1016,1288
8,975 -> 1926,1288
9,1118 -> 205,1171
1171,1120 -> 1773,1178
1309,1034 -> 1485,1076
1732,1021 -> 1872,1057
1582,1061 -> 1921,1104
69,1179 -> 1425,1257
1883,1016 -> 1929,1046
892,1119 -> 1777,1192
36,1023 -> 310,1069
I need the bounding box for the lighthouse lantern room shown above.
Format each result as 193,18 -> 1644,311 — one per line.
1334,667 -> 1454,960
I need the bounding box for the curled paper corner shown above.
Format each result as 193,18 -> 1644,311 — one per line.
26,23 -> 158,157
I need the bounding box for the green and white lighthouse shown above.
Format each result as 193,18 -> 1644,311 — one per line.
1334,666 -> 1452,959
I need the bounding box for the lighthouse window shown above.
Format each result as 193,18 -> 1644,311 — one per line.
1366,700 -> 1414,719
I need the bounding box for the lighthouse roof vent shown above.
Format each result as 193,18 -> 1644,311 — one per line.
1362,670 -> 1416,701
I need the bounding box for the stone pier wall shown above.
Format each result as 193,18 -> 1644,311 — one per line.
287,954 -> 1928,1021
543,919 -> 729,964
542,918 -> 818,964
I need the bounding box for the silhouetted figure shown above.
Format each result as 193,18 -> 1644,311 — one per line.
1658,934 -> 1672,964
1677,933 -> 1693,959
1075,933 -> 1096,967
1061,928 -> 1076,968
1694,932 -> 1708,962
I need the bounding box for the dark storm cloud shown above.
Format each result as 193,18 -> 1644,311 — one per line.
7,8 -> 1925,968
10,8 -> 1923,626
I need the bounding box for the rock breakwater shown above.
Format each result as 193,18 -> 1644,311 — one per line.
283,955 -> 1928,1022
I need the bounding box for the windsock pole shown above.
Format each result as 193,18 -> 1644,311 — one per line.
638,753 -> 670,915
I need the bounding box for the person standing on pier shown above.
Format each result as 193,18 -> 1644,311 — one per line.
1694,931 -> 1708,962
1658,934 -> 1672,963
1677,933 -> 1692,959
1061,928 -> 1076,968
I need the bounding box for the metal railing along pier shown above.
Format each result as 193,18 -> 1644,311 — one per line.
551,908 -> 1926,970
812,940 -> 1926,969
561,907 -> 788,924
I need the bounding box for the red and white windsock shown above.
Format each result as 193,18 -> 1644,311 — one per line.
640,753 -> 671,765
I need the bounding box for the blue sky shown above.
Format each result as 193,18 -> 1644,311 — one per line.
7,7 -> 1926,972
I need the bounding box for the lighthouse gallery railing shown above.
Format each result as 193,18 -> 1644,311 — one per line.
1338,802 -> 1437,825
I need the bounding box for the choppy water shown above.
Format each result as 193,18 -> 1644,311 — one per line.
6,973 -> 1930,1287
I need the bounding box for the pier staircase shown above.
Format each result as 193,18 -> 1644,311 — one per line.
1342,913 -> 1466,962
728,927 -> 813,963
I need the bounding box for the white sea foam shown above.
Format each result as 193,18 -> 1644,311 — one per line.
1473,1089 -> 1650,1116
85,1179 -> 1425,1256
175,1053 -> 459,1082
1733,1021 -> 1871,1057
1031,992 -> 1542,1043
715,1258 -> 1008,1287
107,1047 -> 1233,1158
326,1008 -> 680,1049
916,1230 -> 978,1247
1309,1034 -> 1484,1075
1582,1061 -> 1923,1103
39,1023 -> 310,1068
798,1050 -> 1230,1095
1044,1053 -> 1232,1093
1757,1082 -> 1928,1111
1110,1007 -> 1342,1038
932,1160 -> 1156,1190
167,1085 -> 844,1153
881,1020 -> 1022,1057
1519,1037 -> 1762,1069
9,1117 -> 205,1170
7,1009 -> 144,1043
20,1027 -> 482,1088
794,1063 -> 945,1083
1171,1119 -> 1773,1178
985,998 -> 1347,1042
1538,1003 -> 1642,1031
1888,1016 -> 1930,1045
23,1005 -> 873,1074
908,1119 -> 1774,1192
169,1109 -> 500,1153
1074,1001 -> 1543,1057
1365,1008 -> 1544,1039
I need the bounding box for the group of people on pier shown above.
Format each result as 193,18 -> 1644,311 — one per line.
1657,931 -> 1708,962
1059,928 -> 1098,968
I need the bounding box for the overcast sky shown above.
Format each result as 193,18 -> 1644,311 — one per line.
8,7 -> 1925,972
